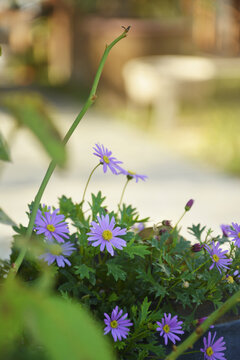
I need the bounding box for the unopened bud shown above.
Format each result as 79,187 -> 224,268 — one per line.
185,199 -> 194,211
182,281 -> 189,288
196,317 -> 214,328
162,220 -> 171,226
191,243 -> 203,252
159,228 -> 167,235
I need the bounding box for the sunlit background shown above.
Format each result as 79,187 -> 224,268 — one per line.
1,0 -> 240,258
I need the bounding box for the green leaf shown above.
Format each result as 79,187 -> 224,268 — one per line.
0,208 -> 16,226
106,261 -> 127,281
108,292 -> 118,302
139,341 -> 165,357
74,264 -> 95,280
139,297 -> 151,324
0,131 -> 11,161
123,243 -> 151,259
2,93 -> 66,167
28,293 -> 114,360
90,191 -> 106,219
187,224 -> 206,241
0,280 -> 115,360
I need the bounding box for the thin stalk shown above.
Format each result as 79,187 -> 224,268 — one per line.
9,27 -> 130,277
81,163 -> 101,204
118,178 -> 130,213
171,210 -> 187,234
165,288 -> 240,360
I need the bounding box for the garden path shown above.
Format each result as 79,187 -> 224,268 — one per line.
1,96 -> 240,258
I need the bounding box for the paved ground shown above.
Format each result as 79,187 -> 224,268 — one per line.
1,96 -> 240,259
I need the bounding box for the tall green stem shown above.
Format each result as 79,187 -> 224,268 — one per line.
171,211 -> 187,233
165,288 -> 240,360
81,163 -> 101,204
9,27 -> 130,277
118,178 -> 130,212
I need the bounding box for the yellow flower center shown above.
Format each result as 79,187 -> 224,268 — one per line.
47,224 -> 56,232
163,324 -> 170,333
49,244 -> 62,256
128,170 -> 136,175
213,254 -> 219,262
110,320 -> 118,328
206,347 -> 214,356
226,276 -> 234,283
103,155 -> 110,164
102,230 -> 113,241
238,232 -> 240,238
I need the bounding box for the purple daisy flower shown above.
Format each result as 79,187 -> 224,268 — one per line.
34,207 -> 69,243
156,313 -> 184,346
200,331 -> 226,360
233,269 -> 240,279
205,242 -> 232,273
39,240 -> 76,267
93,143 -> 124,174
104,306 -> 133,342
220,224 -> 230,238
87,214 -> 127,256
124,170 -> 148,183
226,222 -> 240,248
131,222 -> 145,233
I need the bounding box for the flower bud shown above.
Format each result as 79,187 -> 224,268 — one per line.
185,199 -> 194,211
182,281 -> 189,288
162,220 -> 171,226
191,243 -> 203,252
196,317 -> 214,328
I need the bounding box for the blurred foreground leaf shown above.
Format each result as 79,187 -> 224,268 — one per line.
0,208 -> 16,226
0,279 -> 115,360
1,93 -> 66,167
0,131 -> 11,161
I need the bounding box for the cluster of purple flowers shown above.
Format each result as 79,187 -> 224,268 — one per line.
32,144 -> 234,360
104,309 -> 226,360
34,206 -> 76,267
93,143 -> 147,182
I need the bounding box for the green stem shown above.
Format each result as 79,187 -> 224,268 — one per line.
118,178 -> 130,213
81,163 -> 101,204
165,288 -> 240,360
8,27 -> 129,277
171,210 -> 187,233
155,295 -> 163,311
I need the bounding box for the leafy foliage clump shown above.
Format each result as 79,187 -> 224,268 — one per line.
6,191 -> 240,359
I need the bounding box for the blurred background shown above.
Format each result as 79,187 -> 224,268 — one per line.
1,0 -> 240,258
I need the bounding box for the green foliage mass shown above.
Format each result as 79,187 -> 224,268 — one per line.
3,191 -> 239,359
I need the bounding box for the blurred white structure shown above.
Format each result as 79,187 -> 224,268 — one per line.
123,55 -> 216,128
